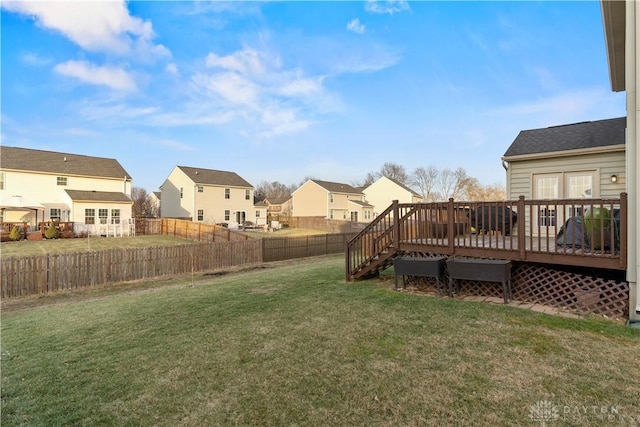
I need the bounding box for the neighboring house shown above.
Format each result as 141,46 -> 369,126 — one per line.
0,146 -> 133,235
160,165 -> 254,226
292,179 -> 374,222
601,0 -> 639,319
363,176 -> 423,217
253,200 -> 268,228
149,191 -> 161,217
261,196 -> 293,225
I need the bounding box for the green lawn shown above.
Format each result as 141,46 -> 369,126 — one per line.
0,235 -> 195,258
2,255 -> 639,426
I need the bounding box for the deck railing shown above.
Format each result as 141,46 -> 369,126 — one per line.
346,193 -> 627,280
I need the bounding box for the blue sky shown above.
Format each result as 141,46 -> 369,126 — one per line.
1,1 -> 626,192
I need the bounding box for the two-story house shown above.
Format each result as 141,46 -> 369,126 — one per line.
160,166 -> 254,226
292,179 -> 373,222
0,146 -> 133,235
363,176 -> 423,217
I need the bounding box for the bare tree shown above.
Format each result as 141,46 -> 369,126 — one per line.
411,166 -> 439,201
438,167 -> 475,200
131,187 -> 159,218
379,162 -> 410,185
255,181 -> 292,200
467,182 -> 507,201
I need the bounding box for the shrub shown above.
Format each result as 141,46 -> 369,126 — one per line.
44,223 -> 59,239
9,226 -> 22,241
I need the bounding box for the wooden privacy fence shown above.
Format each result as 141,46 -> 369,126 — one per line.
263,233 -> 358,262
1,241 -> 262,298
138,218 -> 251,242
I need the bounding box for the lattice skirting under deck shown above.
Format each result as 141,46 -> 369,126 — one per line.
402,253 -> 629,319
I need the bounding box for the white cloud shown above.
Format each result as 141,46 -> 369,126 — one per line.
206,47 -> 267,76
277,75 -> 325,97
165,63 -> 180,76
19,52 -> 51,66
192,71 -> 259,107
365,0 -> 410,15
347,18 -> 365,35
54,60 -> 137,92
2,0 -> 169,59
190,45 -> 342,140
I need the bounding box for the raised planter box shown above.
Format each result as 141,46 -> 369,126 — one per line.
447,258 -> 513,303
393,256 -> 446,295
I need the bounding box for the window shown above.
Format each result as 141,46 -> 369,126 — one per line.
225,188 -> 230,199
0,172 -> 4,190
50,208 -> 61,221
534,175 -> 559,199
85,209 -> 95,224
364,210 -> 371,220
256,210 -> 260,218
57,176 -> 68,186
99,209 -> 108,224
329,210 -> 334,219
538,208 -> 556,227
224,210 -> 230,221
329,193 -> 334,203
197,186 -> 204,193
245,189 -> 250,200
180,187 -> 184,199
0,210 -> 3,223
111,209 -> 120,224
197,209 -> 204,221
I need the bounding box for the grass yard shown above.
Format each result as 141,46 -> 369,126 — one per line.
0,235 -> 195,258
2,255 -> 640,426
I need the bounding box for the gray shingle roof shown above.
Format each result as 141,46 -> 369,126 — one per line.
349,199 -> 373,208
0,146 -> 132,179
178,166 -> 253,188
312,180 -> 362,194
65,190 -> 132,203
503,117 -> 626,158
265,196 -> 291,205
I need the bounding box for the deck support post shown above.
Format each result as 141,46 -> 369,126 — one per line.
517,196 -> 526,261
619,192 -> 628,269
392,200 -> 400,250
447,198 -> 455,254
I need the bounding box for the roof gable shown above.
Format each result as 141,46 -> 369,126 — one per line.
503,117 -> 626,158
0,146 -> 132,180
312,179 -> 362,195
177,166 -> 253,188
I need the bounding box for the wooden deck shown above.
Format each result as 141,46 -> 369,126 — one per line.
346,194 -> 627,280
399,234 -> 623,270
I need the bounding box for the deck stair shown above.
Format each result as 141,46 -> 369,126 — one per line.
346,202 -> 403,280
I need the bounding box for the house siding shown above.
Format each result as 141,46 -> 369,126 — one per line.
506,150 -> 626,200
292,181 -> 329,217
364,176 -> 421,215
1,168 -> 132,226
161,168 -> 194,219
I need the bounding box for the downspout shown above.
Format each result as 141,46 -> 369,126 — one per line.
627,0 -> 640,319
501,159 -> 510,199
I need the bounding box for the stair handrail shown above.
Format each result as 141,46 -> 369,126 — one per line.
346,200 -> 399,281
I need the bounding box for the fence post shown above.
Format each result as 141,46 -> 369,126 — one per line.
518,196 -> 526,260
